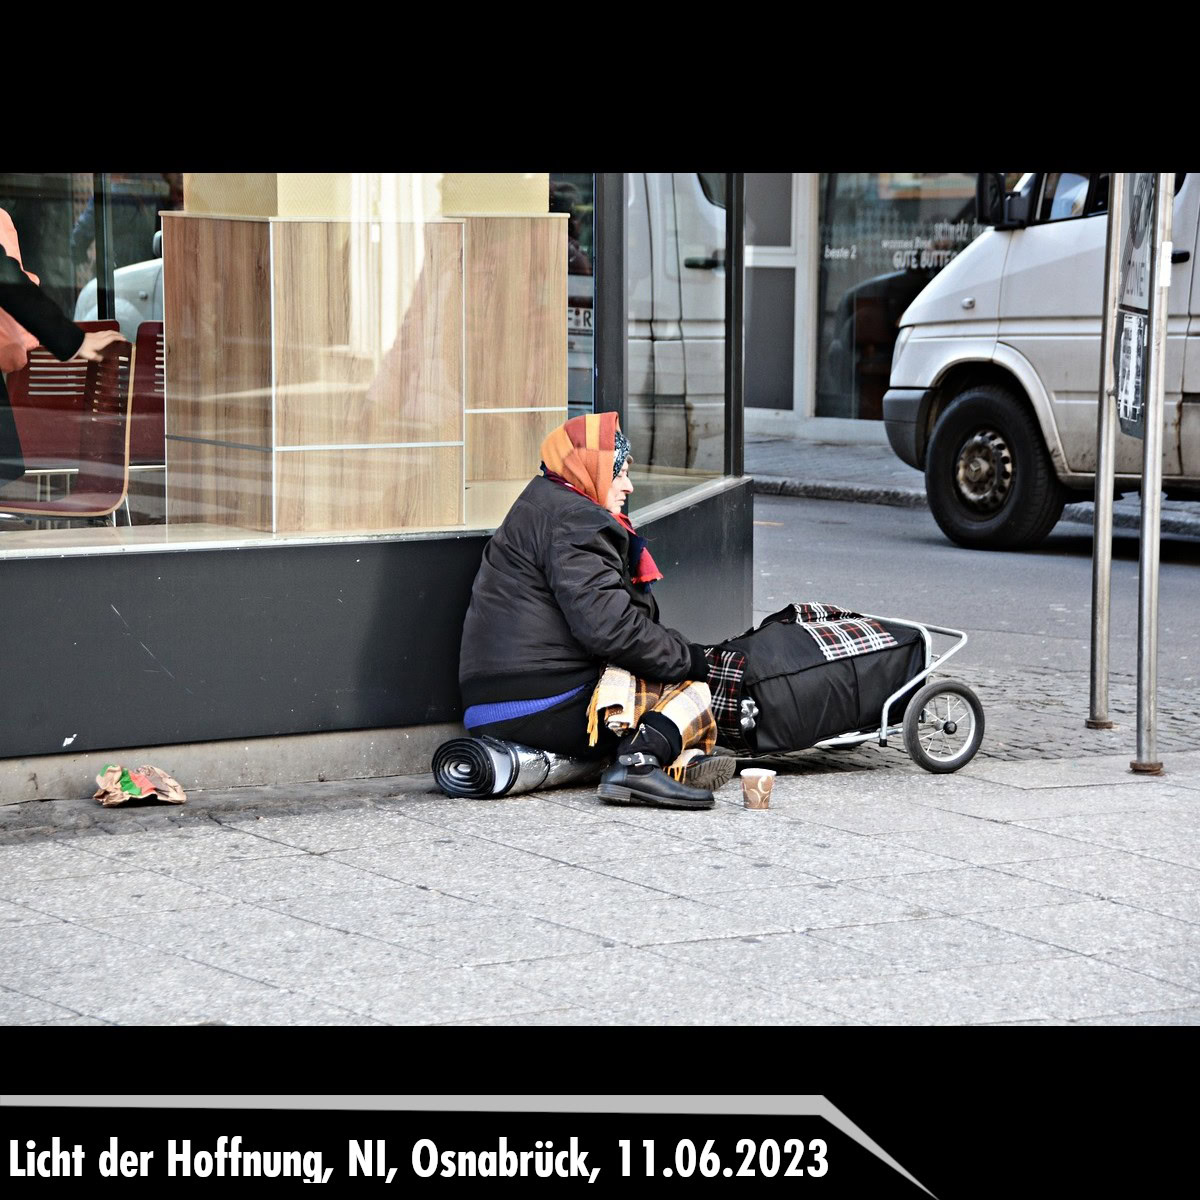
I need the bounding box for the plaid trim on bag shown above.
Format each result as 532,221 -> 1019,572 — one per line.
704,647 -> 747,743
587,668 -> 717,769
793,602 -> 859,624
803,617 -> 898,662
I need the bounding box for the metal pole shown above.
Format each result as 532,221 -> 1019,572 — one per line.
1131,172 -> 1173,774
593,173 -> 626,424
724,172 -> 745,477
94,173 -> 116,322
1088,175 -> 1123,729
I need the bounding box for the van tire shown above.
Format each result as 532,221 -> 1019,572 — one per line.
925,385 -> 1065,550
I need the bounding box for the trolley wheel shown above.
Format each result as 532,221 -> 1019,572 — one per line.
903,681 -> 984,773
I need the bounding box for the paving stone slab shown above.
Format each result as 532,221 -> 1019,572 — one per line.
20,1016 -> 115,1026
68,825 -> 305,871
590,847 -> 821,896
1058,1006 -> 1200,1025
542,893 -> 793,946
1014,805 -> 1200,854
737,833 -> 968,883
914,784 -> 1199,822
218,809 -> 451,854
995,850 -> 1200,902
876,824 -> 1101,867
292,964 -> 558,1026
262,886 -> 485,941
787,798 -> 998,837
393,913 -> 614,967
969,900 -> 1200,956
0,839 -> 128,883
81,905 -> 442,989
483,948 -> 841,1026
327,837 -> 569,891
846,867 -> 1095,915
1120,890 -> 1200,925
0,868 -> 239,922
964,757 -> 1190,791
444,1007 -> 624,1026
441,862 -> 672,913
807,914 -> 1067,972
647,931 -> 895,987
1095,939 -> 1200,993
782,955 -> 1200,1025
0,985 -> 87,1024
695,881 -> 933,931
398,795 -> 608,833
454,817 -> 705,867
155,853 -> 435,903
0,899 -> 70,928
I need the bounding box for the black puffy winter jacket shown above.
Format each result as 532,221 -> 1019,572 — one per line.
459,476 -> 709,708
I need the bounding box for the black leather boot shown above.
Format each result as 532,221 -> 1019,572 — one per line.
597,722 -> 715,809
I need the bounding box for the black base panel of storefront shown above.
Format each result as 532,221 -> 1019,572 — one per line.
0,480 -> 753,759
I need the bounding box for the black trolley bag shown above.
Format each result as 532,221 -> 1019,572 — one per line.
710,603 -> 928,756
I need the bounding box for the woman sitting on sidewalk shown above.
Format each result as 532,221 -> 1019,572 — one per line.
458,412 -> 735,809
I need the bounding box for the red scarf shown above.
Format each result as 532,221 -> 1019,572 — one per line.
542,469 -> 663,586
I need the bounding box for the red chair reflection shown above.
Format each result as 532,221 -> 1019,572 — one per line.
0,339 -> 134,522
130,321 -> 164,467
7,319 -> 121,472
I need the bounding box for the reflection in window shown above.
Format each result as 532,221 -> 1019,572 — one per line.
816,172 -> 985,419
550,173 -> 595,420
626,172 -> 726,505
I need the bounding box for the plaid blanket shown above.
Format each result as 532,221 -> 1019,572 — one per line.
802,616 -> 898,661
704,647 -> 748,746
586,667 -> 716,778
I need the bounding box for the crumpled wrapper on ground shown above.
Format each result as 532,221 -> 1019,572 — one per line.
93,763 -> 187,806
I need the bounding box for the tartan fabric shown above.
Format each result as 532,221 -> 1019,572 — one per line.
802,616 -> 898,662
586,667 -> 716,774
704,647 -> 747,743
793,602 -> 859,624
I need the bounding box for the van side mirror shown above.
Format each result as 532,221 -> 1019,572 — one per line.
975,173 -> 1034,230
153,229 -> 163,258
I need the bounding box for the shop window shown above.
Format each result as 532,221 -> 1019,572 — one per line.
0,173 -> 588,555
815,172 -> 985,420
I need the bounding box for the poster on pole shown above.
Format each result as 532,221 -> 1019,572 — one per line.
1116,172 -> 1156,437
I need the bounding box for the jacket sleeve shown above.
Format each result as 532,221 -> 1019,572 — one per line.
543,508 -> 707,683
0,244 -> 84,362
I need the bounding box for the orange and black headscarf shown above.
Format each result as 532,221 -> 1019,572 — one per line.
539,412 -> 662,588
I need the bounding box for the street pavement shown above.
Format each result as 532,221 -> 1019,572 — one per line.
2,433 -> 1199,1026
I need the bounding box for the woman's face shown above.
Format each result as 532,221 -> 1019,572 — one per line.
605,462 -> 634,515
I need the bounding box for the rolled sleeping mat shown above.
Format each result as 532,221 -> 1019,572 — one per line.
431,736 -> 606,799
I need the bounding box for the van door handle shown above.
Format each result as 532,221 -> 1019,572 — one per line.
684,250 -> 725,269
1172,249 -> 1190,263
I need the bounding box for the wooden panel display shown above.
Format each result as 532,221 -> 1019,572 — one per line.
165,441 -> 272,531
163,211 -> 563,537
273,222 -> 463,448
274,447 -> 462,533
163,216 -> 272,447
466,218 -> 566,409
466,409 -> 565,482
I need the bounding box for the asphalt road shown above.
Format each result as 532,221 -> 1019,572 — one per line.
751,495 -> 1200,691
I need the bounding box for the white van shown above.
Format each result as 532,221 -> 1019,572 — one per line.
884,172 -> 1200,549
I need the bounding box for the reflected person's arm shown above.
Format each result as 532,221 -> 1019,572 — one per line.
0,244 -> 85,362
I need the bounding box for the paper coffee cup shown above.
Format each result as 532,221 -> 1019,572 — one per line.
740,768 -> 775,809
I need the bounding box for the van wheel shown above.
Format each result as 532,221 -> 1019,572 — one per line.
925,385 -> 1065,550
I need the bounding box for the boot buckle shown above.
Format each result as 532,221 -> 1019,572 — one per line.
618,751 -> 658,769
